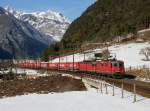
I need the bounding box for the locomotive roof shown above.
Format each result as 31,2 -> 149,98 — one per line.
82,59 -> 124,63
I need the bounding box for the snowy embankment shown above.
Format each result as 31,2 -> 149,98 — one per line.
109,42 -> 150,68
0,88 -> 149,111
51,42 -> 150,68
12,68 -> 39,75
13,68 -> 49,76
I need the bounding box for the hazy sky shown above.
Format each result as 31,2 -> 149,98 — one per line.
0,0 -> 94,21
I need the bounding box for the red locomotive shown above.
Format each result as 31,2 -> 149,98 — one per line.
79,60 -> 125,78
17,58 -> 125,78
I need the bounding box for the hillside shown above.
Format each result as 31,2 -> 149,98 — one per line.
61,0 -> 150,47
0,7 -> 55,59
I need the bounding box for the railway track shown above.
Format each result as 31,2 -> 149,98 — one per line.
96,77 -> 150,98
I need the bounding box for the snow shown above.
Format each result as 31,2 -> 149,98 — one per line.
138,28 -> 150,33
109,42 -> 150,68
51,42 -> 150,68
31,10 -> 70,23
0,89 -> 149,111
5,6 -> 69,23
12,68 -> 49,77
51,51 -> 96,63
12,68 -> 39,75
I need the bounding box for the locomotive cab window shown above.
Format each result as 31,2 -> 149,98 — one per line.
112,62 -> 118,67
119,63 -> 122,67
119,63 -> 123,67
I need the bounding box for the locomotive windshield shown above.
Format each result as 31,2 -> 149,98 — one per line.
119,63 -> 123,67
111,61 -> 123,67
112,63 -> 118,67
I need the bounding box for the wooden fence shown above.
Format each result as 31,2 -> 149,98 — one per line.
83,78 -> 141,103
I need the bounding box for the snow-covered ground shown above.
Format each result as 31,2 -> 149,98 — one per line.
109,42 -> 150,68
12,68 -> 49,77
12,68 -> 39,75
51,42 -> 150,68
0,85 -> 149,111
0,70 -> 149,111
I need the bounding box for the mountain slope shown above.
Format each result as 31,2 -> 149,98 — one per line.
0,7 -> 50,59
5,7 -> 70,41
61,0 -> 150,47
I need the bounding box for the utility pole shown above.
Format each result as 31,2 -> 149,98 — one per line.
121,80 -> 124,98
112,82 -> 115,96
59,55 -> 60,70
73,51 -> 75,72
133,84 -> 136,103
66,55 -> 67,71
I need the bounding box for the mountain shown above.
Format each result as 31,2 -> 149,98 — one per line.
61,0 -> 150,47
0,7 -> 51,59
5,7 -> 70,41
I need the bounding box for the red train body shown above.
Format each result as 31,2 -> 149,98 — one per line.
79,61 -> 125,74
17,59 -> 125,78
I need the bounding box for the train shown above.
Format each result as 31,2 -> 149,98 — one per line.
16,58 -> 129,79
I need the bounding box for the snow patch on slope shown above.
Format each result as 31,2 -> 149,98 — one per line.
51,42 -> 150,68
109,42 -> 150,68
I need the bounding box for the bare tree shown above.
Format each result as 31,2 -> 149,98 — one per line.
139,47 -> 150,61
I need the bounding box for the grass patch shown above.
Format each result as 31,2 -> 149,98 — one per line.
126,68 -> 150,80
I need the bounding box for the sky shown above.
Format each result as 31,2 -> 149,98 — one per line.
0,0 -> 94,21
